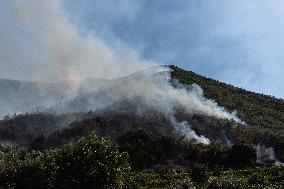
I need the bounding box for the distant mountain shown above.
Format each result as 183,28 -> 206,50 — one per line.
0,78 -> 67,116
0,77 -> 112,116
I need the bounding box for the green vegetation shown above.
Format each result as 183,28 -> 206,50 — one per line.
171,65 -> 284,161
0,66 -> 284,188
1,132 -> 283,188
205,166 -> 284,189
0,135 -> 130,189
171,65 -> 284,130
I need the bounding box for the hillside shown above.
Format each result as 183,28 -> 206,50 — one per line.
0,77 -> 112,117
171,65 -> 284,161
171,65 -> 284,129
0,66 -> 283,188
0,78 -> 69,116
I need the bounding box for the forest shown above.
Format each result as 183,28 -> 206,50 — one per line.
0,66 -> 283,188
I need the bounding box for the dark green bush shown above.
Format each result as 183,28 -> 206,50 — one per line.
191,163 -> 210,184
0,135 -> 130,189
132,169 -> 195,188
228,144 -> 256,167
200,141 -> 229,166
205,174 -> 249,189
117,129 -> 166,170
0,149 -> 51,189
205,166 -> 284,189
53,134 -> 130,189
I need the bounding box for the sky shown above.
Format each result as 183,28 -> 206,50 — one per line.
1,0 -> 284,98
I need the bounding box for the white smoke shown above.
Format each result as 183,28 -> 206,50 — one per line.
54,66 -> 244,144
1,0 -> 152,86
256,144 -> 284,166
0,0 -> 245,144
175,121 -> 210,144
0,0 -> 152,115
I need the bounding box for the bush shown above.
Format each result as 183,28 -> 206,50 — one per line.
132,169 -> 195,188
191,163 -> 210,184
0,149 -> 51,189
228,144 -> 256,167
52,134 -> 130,189
0,135 -> 130,189
200,141 -> 229,166
205,174 -> 249,189
204,166 -> 284,189
117,129 -> 166,170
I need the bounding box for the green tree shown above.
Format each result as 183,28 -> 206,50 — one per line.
53,134 -> 130,189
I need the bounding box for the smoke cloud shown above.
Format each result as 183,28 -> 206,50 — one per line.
0,0 -> 244,144
0,0 -> 151,85
54,66 -> 243,144
256,144 -> 284,166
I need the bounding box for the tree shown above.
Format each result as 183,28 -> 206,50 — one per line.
53,134 -> 130,189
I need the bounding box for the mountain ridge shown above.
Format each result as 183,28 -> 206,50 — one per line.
0,65 -> 284,188
170,65 -> 284,127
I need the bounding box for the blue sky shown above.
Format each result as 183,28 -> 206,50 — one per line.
62,0 -> 284,98
1,1 -> 284,98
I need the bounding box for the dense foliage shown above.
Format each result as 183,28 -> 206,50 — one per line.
170,65 -> 284,129
1,131 -> 283,188
0,135 -> 130,189
0,66 -> 284,188
171,65 -> 284,161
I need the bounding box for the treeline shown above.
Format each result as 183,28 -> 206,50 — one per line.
0,131 -> 284,188
0,66 -> 284,188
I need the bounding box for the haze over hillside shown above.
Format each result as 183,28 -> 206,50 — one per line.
0,65 -> 284,188
1,1 -> 284,188
0,65 -> 242,144
0,66 -> 283,156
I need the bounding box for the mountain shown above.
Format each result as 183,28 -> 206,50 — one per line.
0,66 -> 283,188
171,65 -> 284,129
0,78 -> 69,116
0,77 -> 114,117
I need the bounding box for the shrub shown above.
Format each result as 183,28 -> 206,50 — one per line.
200,141 -> 229,166
191,163 -> 210,184
228,144 -> 256,167
52,134 -> 130,189
132,169 -> 195,188
0,135 -> 130,189
0,149 -> 51,189
117,129 -> 165,170
205,174 -> 249,189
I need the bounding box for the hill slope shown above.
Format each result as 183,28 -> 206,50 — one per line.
171,65 -> 284,160
0,78 -> 69,116
171,65 -> 284,129
0,66 -> 284,188
0,66 -> 283,153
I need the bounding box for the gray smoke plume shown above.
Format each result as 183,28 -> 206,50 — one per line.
53,66 -> 244,144
0,0 -> 245,144
0,0 -> 151,116
175,121 -> 210,144
1,0 -> 151,85
256,144 -> 284,166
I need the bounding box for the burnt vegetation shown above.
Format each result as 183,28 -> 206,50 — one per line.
0,66 -> 284,188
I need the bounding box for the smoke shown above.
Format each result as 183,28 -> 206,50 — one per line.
54,66 -> 244,144
175,121 -> 210,144
1,0 -> 152,86
256,144 -> 284,166
0,0 -> 245,144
